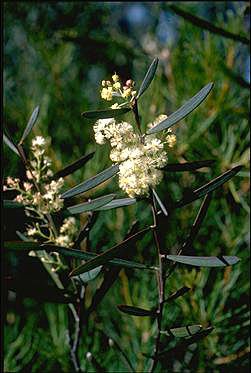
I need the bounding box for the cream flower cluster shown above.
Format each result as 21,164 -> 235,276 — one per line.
93,115 -> 176,198
55,217 -> 78,247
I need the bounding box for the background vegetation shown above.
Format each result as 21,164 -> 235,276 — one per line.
4,2 -> 250,372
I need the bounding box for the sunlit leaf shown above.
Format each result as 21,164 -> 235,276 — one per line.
3,133 -> 20,156
147,82 -> 214,135
161,159 -> 215,172
117,304 -> 157,317
19,106 -> 40,144
160,325 -> 202,338
97,197 -> 137,210
69,226 -> 152,276
67,194 -> 116,214
81,108 -> 131,119
136,57 -> 158,99
51,152 -> 95,179
61,164 -> 119,199
165,255 -> 240,267
72,266 -> 103,283
152,188 -> 168,216
175,165 -> 242,208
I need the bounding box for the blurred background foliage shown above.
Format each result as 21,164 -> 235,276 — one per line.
3,1 -> 250,372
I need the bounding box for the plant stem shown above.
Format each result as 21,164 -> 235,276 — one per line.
149,191 -> 165,372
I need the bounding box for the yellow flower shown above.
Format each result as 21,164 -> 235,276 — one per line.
113,82 -> 121,90
101,87 -> 113,101
111,103 -> 119,109
112,73 -> 119,82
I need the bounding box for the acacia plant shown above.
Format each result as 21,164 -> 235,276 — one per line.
4,57 -> 242,371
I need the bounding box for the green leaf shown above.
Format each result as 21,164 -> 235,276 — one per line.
16,231 -> 30,241
67,194 -> 116,214
4,241 -> 156,271
72,266 -> 103,283
51,152 -> 95,180
147,82 -> 214,135
4,200 -> 23,209
96,197 -> 137,210
69,226 -> 152,276
117,304 -> 157,317
136,57 -> 159,99
160,325 -> 202,338
163,286 -> 190,303
161,159 -> 215,172
152,188 -> 168,216
3,133 -> 20,156
19,106 -> 40,144
165,255 -> 240,267
153,327 -> 214,359
61,164 -> 119,199
81,108 -> 131,119
175,165 -> 242,208
168,4 -> 250,45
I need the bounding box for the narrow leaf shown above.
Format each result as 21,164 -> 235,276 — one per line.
117,304 -> 157,317
69,226 -> 152,276
3,133 -> 20,156
19,106 -> 40,144
154,327 -> 214,358
16,231 -> 29,241
4,200 -> 23,209
67,194 -> 116,214
163,286 -> 190,303
136,57 -> 159,99
87,221 -> 140,314
97,197 -> 137,210
168,4 -> 250,45
5,241 -> 155,270
165,255 -> 240,267
175,165 -> 242,208
73,266 -> 103,283
61,164 -> 119,199
81,108 -> 131,119
161,159 -> 215,172
147,82 -> 214,135
52,152 -> 95,180
152,188 -> 168,216
160,325 -> 202,338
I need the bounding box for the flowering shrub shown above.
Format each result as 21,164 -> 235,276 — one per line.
4,57 -> 243,372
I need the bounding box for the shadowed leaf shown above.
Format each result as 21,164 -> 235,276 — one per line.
117,304 -> 157,317
81,108 -> 131,119
67,194 -> 116,214
161,159 -> 215,172
163,286 -> 190,303
4,200 -> 23,209
147,82 -> 214,135
52,152 -> 95,180
136,57 -> 159,99
87,221 -> 140,314
5,241 -> 155,271
3,133 -> 20,157
175,165 -> 242,208
160,325 -> 202,338
97,197 -> 137,210
168,4 -> 250,45
69,226 -> 152,276
152,327 -> 214,359
61,164 -> 119,199
19,106 -> 40,144
165,255 -> 240,267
